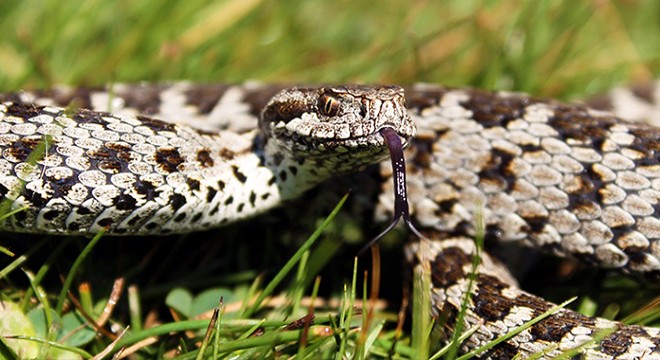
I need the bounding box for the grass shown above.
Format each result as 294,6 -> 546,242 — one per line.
0,0 -> 659,359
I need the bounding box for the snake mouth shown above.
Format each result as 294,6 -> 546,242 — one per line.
271,119 -> 414,153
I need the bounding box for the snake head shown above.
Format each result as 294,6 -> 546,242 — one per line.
260,85 -> 416,170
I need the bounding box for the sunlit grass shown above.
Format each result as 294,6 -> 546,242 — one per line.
0,1 -> 657,96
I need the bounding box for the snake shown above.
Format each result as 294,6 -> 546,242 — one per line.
0,81 -> 659,358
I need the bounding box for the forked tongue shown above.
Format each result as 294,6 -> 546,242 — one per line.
360,127 -> 424,253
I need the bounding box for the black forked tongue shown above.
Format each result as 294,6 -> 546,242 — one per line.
360,127 -> 424,254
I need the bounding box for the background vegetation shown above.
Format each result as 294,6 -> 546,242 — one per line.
0,0 -> 658,359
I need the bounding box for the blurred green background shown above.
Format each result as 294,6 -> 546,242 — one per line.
1,0 -> 658,99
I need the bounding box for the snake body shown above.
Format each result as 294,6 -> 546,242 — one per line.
1,82 -> 659,358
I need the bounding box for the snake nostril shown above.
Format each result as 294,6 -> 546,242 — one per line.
359,103 -> 368,117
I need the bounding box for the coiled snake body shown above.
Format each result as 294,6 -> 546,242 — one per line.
1,82 -> 659,358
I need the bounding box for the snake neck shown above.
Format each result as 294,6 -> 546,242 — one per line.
258,135 -> 390,201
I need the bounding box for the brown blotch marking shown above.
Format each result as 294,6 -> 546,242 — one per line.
197,149 -> 214,167
566,173 -> 600,212
89,143 -> 134,173
529,310 -> 595,343
18,137 -> 41,150
410,137 -> 436,168
471,274 -> 514,322
106,143 -> 134,163
174,213 -> 186,222
478,149 -> 517,191
218,148 -> 235,160
630,83 -> 656,104
472,274 -> 554,329
513,293 -> 552,316
59,88 -> 95,109
137,115 -> 176,132
600,327 -> 658,356
260,96 -> 313,128
479,342 -> 521,359
7,136 -> 43,162
88,146 -> 112,160
430,247 -> 472,287
5,103 -> 42,118
627,127 -> 660,158
184,84 -> 230,114
117,85 -> 166,115
402,86 -> 446,112
73,108 -> 108,125
460,90 -> 534,127
241,85 -> 287,117
0,92 -> 24,104
155,147 -> 185,173
98,160 -> 122,173
522,215 -> 549,233
585,93 -> 614,112
549,105 -> 614,143
33,87 -> 102,109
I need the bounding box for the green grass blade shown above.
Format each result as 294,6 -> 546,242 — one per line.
242,193 -> 348,317
56,229 -> 106,315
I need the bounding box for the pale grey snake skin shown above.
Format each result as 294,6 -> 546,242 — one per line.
0,81 -> 659,358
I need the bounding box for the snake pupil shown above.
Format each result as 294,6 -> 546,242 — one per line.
320,94 -> 339,116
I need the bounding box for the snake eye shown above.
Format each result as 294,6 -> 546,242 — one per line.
319,94 -> 340,116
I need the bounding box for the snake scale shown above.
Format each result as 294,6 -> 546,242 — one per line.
1,81 -> 659,358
